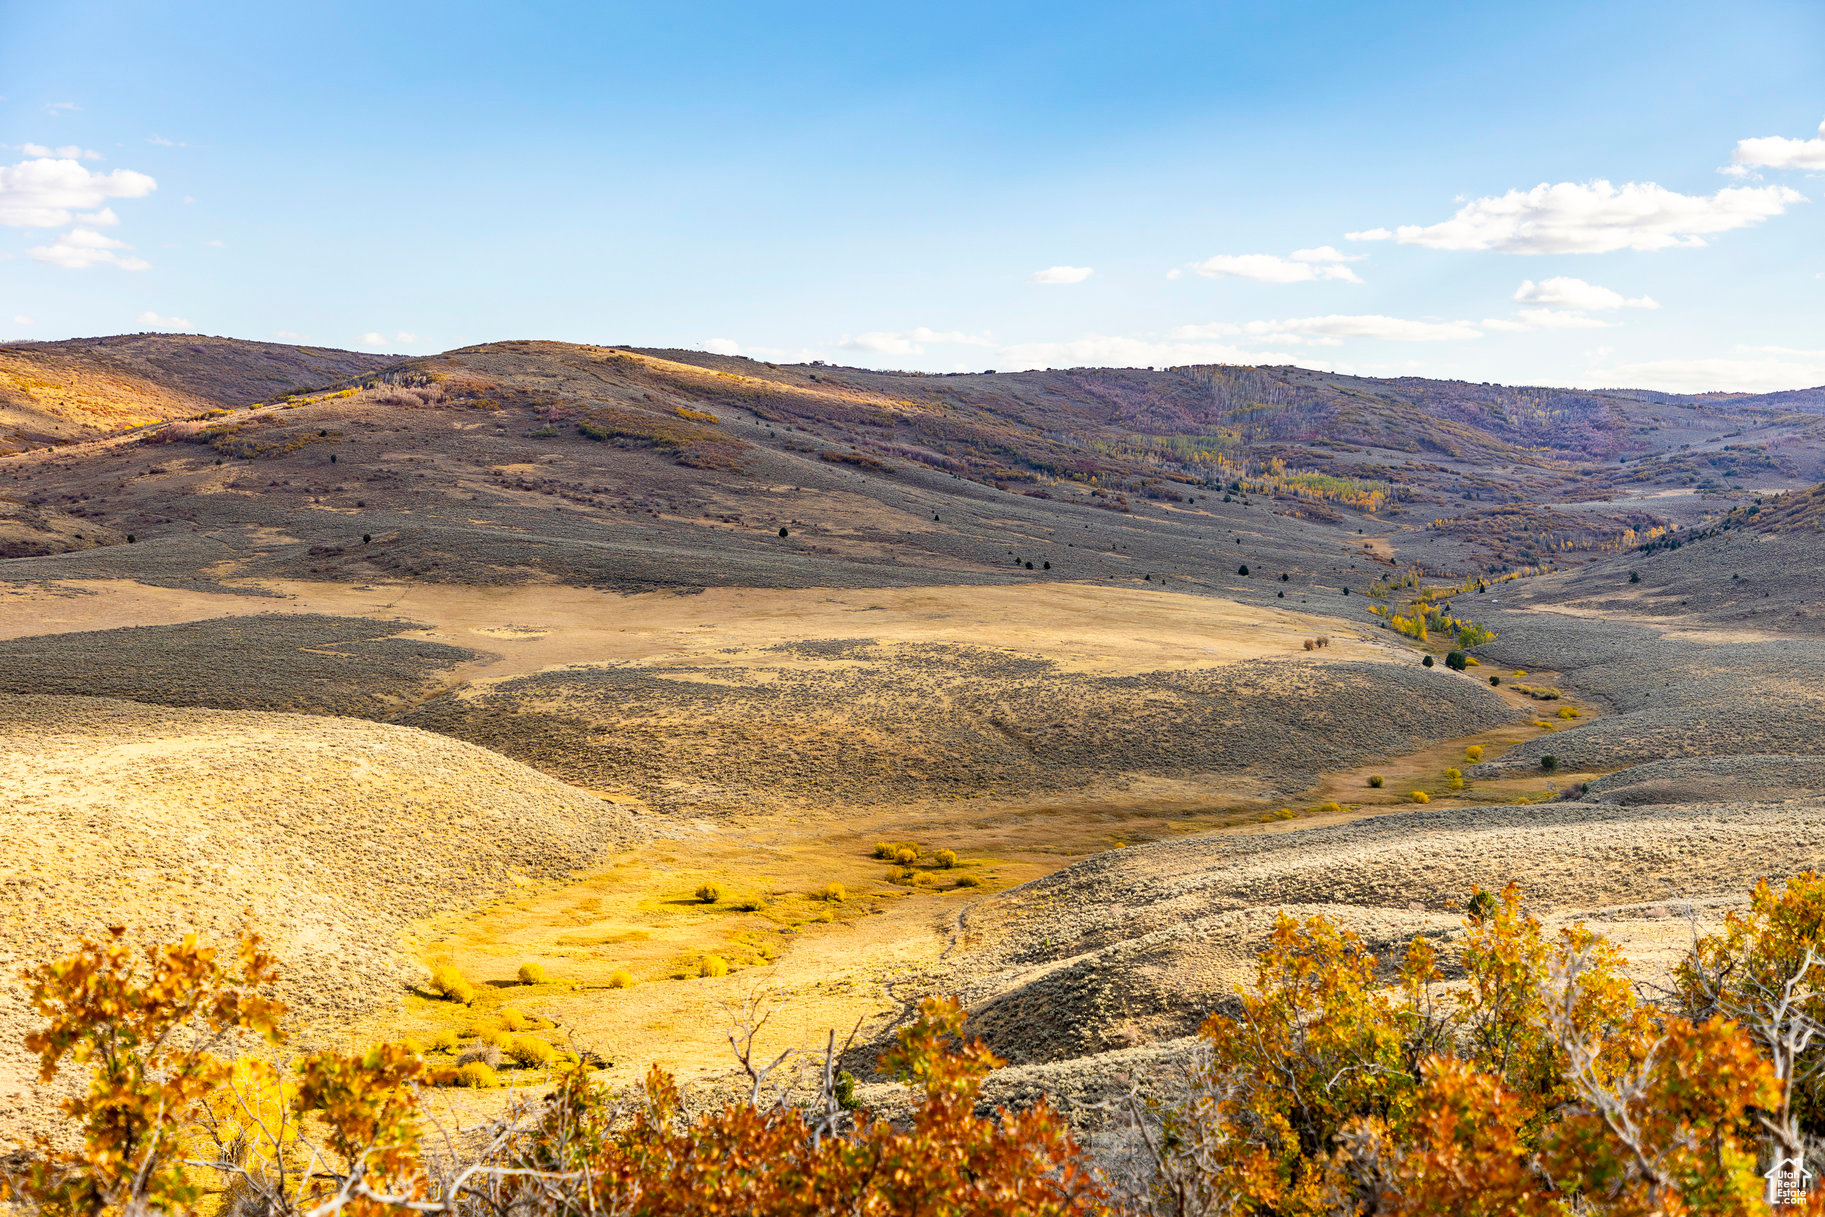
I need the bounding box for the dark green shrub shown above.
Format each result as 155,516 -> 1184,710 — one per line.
1422,655 -> 1435,668
1445,650 -> 1468,671
1541,754 -> 1559,773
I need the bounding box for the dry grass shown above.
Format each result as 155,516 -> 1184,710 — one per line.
0,693 -> 639,1140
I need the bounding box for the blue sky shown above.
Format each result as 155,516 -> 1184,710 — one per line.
2,0 -> 1823,391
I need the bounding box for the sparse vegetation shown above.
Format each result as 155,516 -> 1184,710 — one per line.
695,881 -> 722,905
517,961 -> 549,985
606,970 -> 635,989
455,1060 -> 498,1088
934,848 -> 958,868
29,881 -> 1825,1217
500,1007 -> 543,1032
698,954 -> 730,978
1465,744 -> 1484,761
506,1034 -> 558,1068
1409,790 -> 1430,803
817,882 -> 846,902
1368,774 -> 1384,788
430,963 -> 476,1005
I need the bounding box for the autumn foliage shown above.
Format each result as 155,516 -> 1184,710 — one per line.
13,879 -> 1825,1215
1113,879 -> 1825,1216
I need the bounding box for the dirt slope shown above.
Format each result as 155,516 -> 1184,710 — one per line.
0,694 -> 643,1140
935,798 -> 1825,1070
0,334 -> 392,449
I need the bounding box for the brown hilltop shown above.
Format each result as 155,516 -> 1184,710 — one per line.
0,332 -> 392,451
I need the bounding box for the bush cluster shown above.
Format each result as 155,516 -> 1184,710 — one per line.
429,963 -> 476,1005
26,877 -> 1825,1216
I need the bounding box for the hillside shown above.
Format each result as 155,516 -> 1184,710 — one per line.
6,335 -> 1825,1146
2,336 -> 1819,586
0,693 -> 642,1140
0,333 -> 392,451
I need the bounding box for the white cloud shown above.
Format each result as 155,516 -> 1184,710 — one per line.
204,238 -> 226,247
1482,308 -> 1613,332
1289,245 -> 1362,264
272,330 -> 310,342
1002,312 -> 1481,370
1170,322 -> 1241,339
146,135 -> 184,147
0,156 -> 157,227
1029,265 -> 1094,285
46,102 -> 79,115
997,333 -> 1289,370
1513,276 -> 1658,310
1351,180 -> 1803,254
1586,347 -> 1825,393
29,227 -> 149,270
1188,252 -> 1363,284
1246,314 -> 1480,342
696,338 -> 828,363
137,311 -> 193,331
357,331 -> 420,349
13,315 -> 33,325
841,327 -> 993,355
20,143 -> 102,161
1728,117 -> 1825,174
